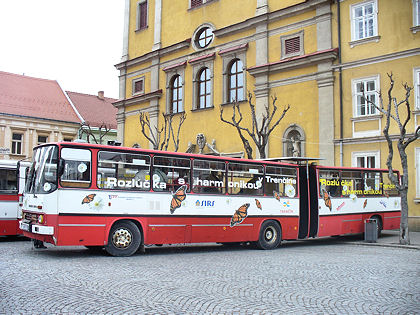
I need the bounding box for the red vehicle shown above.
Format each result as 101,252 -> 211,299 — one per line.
0,159 -> 30,236
19,142 -> 401,256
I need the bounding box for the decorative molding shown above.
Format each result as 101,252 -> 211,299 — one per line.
115,39 -> 191,70
218,43 -> 248,56
333,132 -> 418,144
162,60 -> 187,72
350,114 -> 383,122
333,48 -> 420,71
188,52 -> 216,64
112,90 -> 162,108
247,48 -> 338,77
349,35 -> 381,48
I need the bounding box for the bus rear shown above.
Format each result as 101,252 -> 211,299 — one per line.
0,160 -> 29,236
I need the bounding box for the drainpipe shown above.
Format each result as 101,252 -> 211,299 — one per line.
337,0 -> 344,167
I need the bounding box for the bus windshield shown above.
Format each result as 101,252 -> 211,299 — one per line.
25,145 -> 58,194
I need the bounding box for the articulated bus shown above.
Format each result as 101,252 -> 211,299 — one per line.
19,142 -> 401,256
0,159 -> 30,236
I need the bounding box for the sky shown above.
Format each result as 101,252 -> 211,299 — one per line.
0,0 -> 125,99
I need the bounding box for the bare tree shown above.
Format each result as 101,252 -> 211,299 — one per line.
364,73 -> 419,245
139,112 -> 186,151
79,122 -> 111,144
220,92 -> 290,159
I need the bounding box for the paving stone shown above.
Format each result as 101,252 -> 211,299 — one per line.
0,238 -> 419,314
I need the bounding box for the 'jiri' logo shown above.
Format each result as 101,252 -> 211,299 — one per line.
195,200 -> 215,207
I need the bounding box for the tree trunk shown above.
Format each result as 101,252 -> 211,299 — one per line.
399,188 -> 410,245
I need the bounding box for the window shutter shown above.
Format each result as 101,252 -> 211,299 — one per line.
284,37 -> 300,55
134,80 -> 143,93
191,0 -> 203,8
139,2 -> 147,29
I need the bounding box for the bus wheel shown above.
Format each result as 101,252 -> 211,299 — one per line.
105,221 -> 141,257
256,220 -> 281,250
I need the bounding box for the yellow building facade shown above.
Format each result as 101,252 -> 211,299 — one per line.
114,0 -> 420,229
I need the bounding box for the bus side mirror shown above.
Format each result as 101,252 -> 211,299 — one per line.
58,159 -> 65,177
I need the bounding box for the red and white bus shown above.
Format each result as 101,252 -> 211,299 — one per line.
19,142 -> 401,256
0,159 -> 30,236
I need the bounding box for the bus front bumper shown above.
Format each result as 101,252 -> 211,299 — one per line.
20,221 -> 54,235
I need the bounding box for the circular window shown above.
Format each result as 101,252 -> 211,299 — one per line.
195,26 -> 214,49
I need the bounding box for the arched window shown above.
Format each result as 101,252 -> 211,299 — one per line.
228,59 -> 244,103
198,68 -> 211,109
171,75 -> 183,113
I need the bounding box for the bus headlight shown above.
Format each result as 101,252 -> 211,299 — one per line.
38,215 -> 45,224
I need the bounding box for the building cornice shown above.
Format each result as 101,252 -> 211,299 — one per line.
112,89 -> 163,108
115,39 -> 191,70
0,112 -> 81,126
333,47 -> 420,71
247,48 -> 338,77
214,0 -> 332,38
334,132 -> 418,145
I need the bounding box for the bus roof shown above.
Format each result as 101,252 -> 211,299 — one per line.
36,142 -> 301,168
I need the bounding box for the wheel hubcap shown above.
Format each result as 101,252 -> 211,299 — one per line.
265,227 -> 276,243
112,228 -> 133,248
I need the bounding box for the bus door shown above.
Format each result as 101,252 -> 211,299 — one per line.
298,165 -> 318,239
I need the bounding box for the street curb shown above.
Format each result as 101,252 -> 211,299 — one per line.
345,242 -> 420,250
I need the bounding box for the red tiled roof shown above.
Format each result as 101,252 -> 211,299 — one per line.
0,71 -> 80,123
66,91 -> 118,129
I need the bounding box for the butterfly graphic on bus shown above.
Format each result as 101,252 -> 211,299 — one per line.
81,194 -> 96,205
363,199 -> 368,209
273,191 -> 281,202
170,185 -> 187,214
255,199 -> 262,210
230,203 -> 250,227
322,189 -> 332,211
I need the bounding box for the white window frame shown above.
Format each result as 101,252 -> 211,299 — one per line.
350,0 -> 378,41
413,0 -> 420,31
11,133 -> 23,155
280,31 -> 304,59
416,147 -> 420,198
352,151 -> 380,168
352,75 -> 380,117
414,67 -> 420,110
132,77 -> 145,96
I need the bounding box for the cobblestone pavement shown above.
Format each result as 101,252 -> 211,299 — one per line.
1,237 -> 419,314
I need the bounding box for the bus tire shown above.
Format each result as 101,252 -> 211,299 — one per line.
256,220 -> 281,250
105,221 -> 141,257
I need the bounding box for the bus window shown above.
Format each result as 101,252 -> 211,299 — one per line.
0,168 -> 18,193
97,151 -> 150,191
265,166 -> 297,198
341,171 -> 363,197
192,159 -> 226,194
153,156 -> 190,192
227,163 -> 264,196
318,170 -> 341,197
364,171 -> 382,195
382,172 -> 399,196
60,148 -> 91,188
